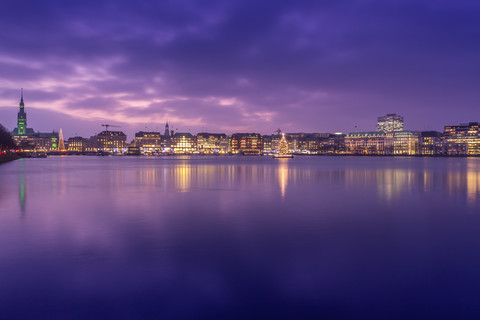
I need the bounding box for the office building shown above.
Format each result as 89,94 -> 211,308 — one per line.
377,113 -> 404,133
419,131 -> 444,155
444,122 -> 480,155
393,131 -> 419,155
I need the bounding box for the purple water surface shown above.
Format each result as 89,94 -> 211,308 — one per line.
1,156 -> 480,319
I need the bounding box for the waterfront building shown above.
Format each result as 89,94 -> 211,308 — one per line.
419,131 -> 444,155
170,132 -> 196,153
302,135 -> 320,153
262,135 -> 273,153
262,134 -> 282,153
284,133 -> 303,152
285,133 -> 326,153
285,133 -> 304,152
34,132 -> 59,152
345,132 -> 387,155
90,130 -> 127,152
14,131 -> 59,152
319,133 -> 346,154
132,131 -> 163,154
377,113 -> 404,133
230,133 -> 263,155
67,136 -> 88,152
444,122 -> 480,155
10,90 -> 62,152
393,131 -> 419,155
270,135 -> 282,152
261,134 -> 285,153
196,133 -> 229,153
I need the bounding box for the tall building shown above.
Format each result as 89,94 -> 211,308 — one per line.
377,113 -> 404,133
12,89 -> 34,137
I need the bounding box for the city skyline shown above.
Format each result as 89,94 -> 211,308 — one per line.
2,89 -> 479,141
7,89 -> 480,158
0,1 -> 479,139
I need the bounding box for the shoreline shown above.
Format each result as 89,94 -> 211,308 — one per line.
0,154 -> 20,165
43,152 -> 480,158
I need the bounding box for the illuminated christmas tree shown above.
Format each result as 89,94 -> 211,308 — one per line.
278,133 -> 289,155
58,128 -> 66,151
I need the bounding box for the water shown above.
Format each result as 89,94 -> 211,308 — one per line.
1,156 -> 480,319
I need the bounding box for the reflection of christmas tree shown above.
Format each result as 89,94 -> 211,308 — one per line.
278,134 -> 289,155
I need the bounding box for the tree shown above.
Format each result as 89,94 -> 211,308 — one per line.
0,124 -> 15,150
278,134 -> 289,155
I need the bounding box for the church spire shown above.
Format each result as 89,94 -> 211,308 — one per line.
17,88 -> 27,135
164,121 -> 170,136
20,88 -> 24,108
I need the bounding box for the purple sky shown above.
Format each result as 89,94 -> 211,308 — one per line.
0,0 -> 479,140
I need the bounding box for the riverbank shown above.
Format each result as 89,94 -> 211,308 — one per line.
0,153 -> 20,164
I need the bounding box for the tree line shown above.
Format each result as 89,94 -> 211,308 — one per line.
0,123 -> 15,150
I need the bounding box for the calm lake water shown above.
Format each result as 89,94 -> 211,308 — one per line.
1,156 -> 480,319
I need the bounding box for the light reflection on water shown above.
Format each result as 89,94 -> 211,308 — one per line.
2,156 -> 480,319
8,157 -> 480,209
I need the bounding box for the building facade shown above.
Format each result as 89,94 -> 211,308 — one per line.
393,131 -> 419,155
419,131 -> 444,155
345,132 -> 387,155
170,133 -> 196,153
196,133 -> 229,153
230,133 -> 263,155
67,136 -> 88,152
444,122 -> 480,155
132,131 -> 163,154
319,133 -> 346,154
90,131 -> 127,152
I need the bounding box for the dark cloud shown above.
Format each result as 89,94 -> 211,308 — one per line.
0,0 -> 479,139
